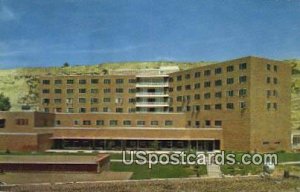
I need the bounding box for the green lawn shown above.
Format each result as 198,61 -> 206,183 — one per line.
277,152 -> 300,162
221,164 -> 262,176
110,162 -> 198,180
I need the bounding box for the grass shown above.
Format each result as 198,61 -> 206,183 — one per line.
221,164 -> 262,176
277,152 -> 300,162
110,162 -> 198,179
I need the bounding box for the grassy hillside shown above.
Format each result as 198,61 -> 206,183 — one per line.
0,60 -> 299,130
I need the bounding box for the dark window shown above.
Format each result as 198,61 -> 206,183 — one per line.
116,88 -> 123,93
91,98 -> 98,104
204,105 -> 211,110
91,107 -> 98,112
227,90 -> 234,97
266,77 -> 271,84
204,92 -> 211,99
185,74 -> 190,79
83,120 -> 91,125
56,120 -> 61,125
194,83 -> 200,89
239,88 -> 247,96
104,88 -> 110,93
42,89 -> 50,94
103,98 -> 111,102
67,89 -> 74,94
55,89 -> 62,94
215,120 -> 222,127
67,79 -> 74,84
79,89 -> 86,93
239,76 -> 247,83
177,86 -> 182,91
54,99 -> 61,104
55,80 -> 62,85
151,121 -> 159,126
165,120 -> 173,126
74,120 -> 80,126
274,65 -> 278,72
42,80 -> 50,85
215,80 -> 222,86
226,103 -> 234,109
240,101 -> 246,109
205,120 -> 211,127
123,120 -> 131,126
239,63 -> 247,70
215,104 -> 222,110
129,88 -> 136,93
116,108 -> 123,113
43,98 -> 50,104
104,79 -> 111,84
177,106 -> 182,112
204,81 -> 211,88
185,85 -> 191,90
110,120 -> 118,126
274,78 -> 278,84
215,67 -> 222,74
129,98 -> 136,103
215,91 -> 222,98
0,119 -> 6,128
273,103 -> 278,110
116,79 -> 124,84
91,79 -> 99,84
227,78 -> 234,85
96,120 -> 104,126
129,79 -> 136,83
137,121 -> 145,126
177,75 -> 182,81
79,79 -> 86,84
194,72 -> 201,78
79,108 -> 86,113
177,96 -> 182,102
227,65 -> 234,72
204,70 -> 211,76
16,119 -> 29,126
194,94 -> 200,100
267,64 -> 271,71
91,89 -> 99,94
79,98 -> 86,103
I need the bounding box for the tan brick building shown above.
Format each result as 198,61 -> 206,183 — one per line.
0,56 -> 291,152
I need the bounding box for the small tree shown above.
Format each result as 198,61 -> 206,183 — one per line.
0,93 -> 11,111
63,62 -> 70,67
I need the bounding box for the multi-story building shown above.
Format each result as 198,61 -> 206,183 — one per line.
0,56 -> 291,152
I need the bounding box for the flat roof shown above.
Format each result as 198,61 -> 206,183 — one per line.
0,154 -> 109,164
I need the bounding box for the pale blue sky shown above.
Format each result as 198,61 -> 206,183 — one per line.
0,0 -> 300,69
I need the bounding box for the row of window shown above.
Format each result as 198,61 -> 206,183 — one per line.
42,79 -> 136,85
43,97 -> 136,105
55,119 -> 174,127
266,64 -> 278,72
44,107 -> 137,113
173,63 -> 247,81
42,88 -> 136,94
172,76 -> 247,90
187,120 -> 222,128
172,102 -> 246,112
266,77 -> 278,84
173,89 -> 247,102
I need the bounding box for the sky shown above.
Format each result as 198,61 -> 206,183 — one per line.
0,0 -> 300,69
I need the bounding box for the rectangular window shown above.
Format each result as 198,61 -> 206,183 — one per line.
266,77 -> 271,84
215,120 -> 222,127
104,79 -> 111,84
204,70 -> 211,76
43,98 -> 50,104
128,108 -> 136,113
55,108 -> 62,113
67,89 -> 74,94
240,101 -> 246,109
239,63 -> 247,70
165,120 -> 173,126
195,121 -> 200,128
0,119 -> 6,128
227,78 -> 234,85
194,83 -> 200,89
176,86 -> 182,91
90,98 -> 98,104
267,102 -> 271,110
129,79 -> 136,83
56,120 -> 61,126
103,88 -> 111,93
129,88 -> 136,93
215,80 -> 222,86
110,120 -> 118,126
177,106 -> 182,112
116,108 -> 123,113
273,103 -> 278,110
91,89 -> 99,94
185,85 -> 191,90
227,90 -> 234,97
215,67 -> 222,74
55,89 -> 62,94
215,91 -> 222,98
42,89 -> 50,94
151,121 -> 159,126
274,78 -> 278,84
83,120 -> 91,125
79,98 -> 86,103
226,103 -> 234,110
116,79 -> 124,84
239,76 -> 247,83
239,88 -> 247,96
67,108 -> 74,113
96,120 -> 104,126
116,88 -> 123,93
79,108 -> 86,113
205,120 -> 211,127
103,98 -> 111,102
129,98 -> 136,103
123,120 -> 131,126
204,92 -> 211,99
185,74 -> 191,79
194,94 -> 200,100
194,105 -> 200,112
194,71 -> 201,78
204,105 -> 211,110
67,79 -> 74,84
267,64 -> 271,71
137,121 -> 145,126
79,89 -> 86,93
73,120 -> 80,126
91,79 -> 99,84
274,65 -> 278,72
54,99 -> 61,104
79,79 -> 86,84
177,75 -> 182,81
42,80 -> 50,85
227,65 -> 234,72
16,119 -> 29,126
204,81 -> 211,88
55,80 -> 62,85
215,104 -> 222,110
